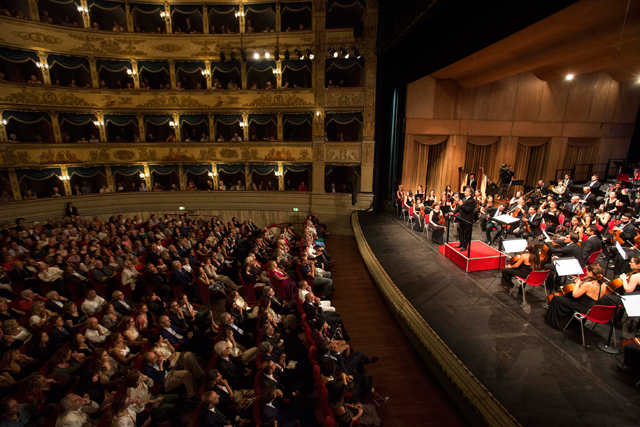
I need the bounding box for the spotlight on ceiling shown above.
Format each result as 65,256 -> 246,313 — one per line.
565,74 -> 574,81
219,51 -> 226,61
265,52 -> 271,59
253,52 -> 260,60
353,47 -> 361,59
340,47 -> 349,59
294,48 -> 304,59
328,47 -> 337,58
306,49 -> 314,60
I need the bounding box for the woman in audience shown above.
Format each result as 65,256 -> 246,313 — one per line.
2,319 -> 31,343
106,332 -> 137,366
51,347 -> 82,381
125,369 -> 177,417
70,333 -> 93,358
62,301 -> 87,328
110,395 -> 148,427
101,303 -> 122,329
27,331 -> 55,362
216,325 -> 257,364
121,316 -> 146,346
49,315 -> 71,345
0,349 -> 38,385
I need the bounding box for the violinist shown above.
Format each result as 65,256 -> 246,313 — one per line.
478,195 -> 494,232
402,190 -> 414,218
425,190 -> 437,205
473,190 -> 484,222
485,203 -> 507,246
509,191 -> 523,208
428,203 -> 446,245
567,216 -> 584,241
513,206 -> 541,240
396,185 -> 406,211
501,244 -> 539,290
542,232 -> 585,290
594,204 -> 611,229
412,198 -> 427,231
610,212 -> 639,275
415,185 -> 425,203
545,264 -> 606,330
543,200 -> 561,234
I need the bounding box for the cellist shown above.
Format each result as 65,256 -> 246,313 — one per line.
600,256 -> 640,339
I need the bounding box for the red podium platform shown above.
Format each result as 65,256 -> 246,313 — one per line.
439,240 -> 506,272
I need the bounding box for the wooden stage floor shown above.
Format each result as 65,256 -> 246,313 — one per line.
357,211 -> 640,427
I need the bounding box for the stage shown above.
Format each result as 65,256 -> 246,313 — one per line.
440,240 -> 506,272
357,211 -> 640,427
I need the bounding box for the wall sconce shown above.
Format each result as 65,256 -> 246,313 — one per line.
208,171 -> 217,178
93,120 -> 104,127
59,175 -> 70,181
77,5 -> 88,13
306,49 -> 314,60
275,171 -> 282,177
253,52 -> 260,60
36,62 -> 49,70
139,172 -> 149,179
234,10 -> 244,18
160,11 -> 169,20
239,121 -> 247,128
272,68 -> 281,76
0,119 -> 6,126
316,110 -> 323,117
169,121 -> 177,128
201,69 -> 211,77
126,68 -> 136,76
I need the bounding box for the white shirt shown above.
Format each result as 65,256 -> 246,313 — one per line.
85,325 -> 111,345
38,266 -> 63,282
81,296 -> 106,316
55,401 -> 99,427
121,268 -> 139,289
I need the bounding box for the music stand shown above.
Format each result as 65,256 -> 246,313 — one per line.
512,180 -> 524,187
490,215 -> 521,277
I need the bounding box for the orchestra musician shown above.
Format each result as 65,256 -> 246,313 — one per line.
545,264 -> 606,330
542,200 -> 561,234
425,190 -> 437,205
587,175 -> 601,191
396,185 -> 406,213
428,203 -> 446,245
478,195 -> 495,232
441,185 -> 453,205
467,174 -> 477,191
563,196 -> 581,226
509,191 -> 523,208
594,204 -> 611,230
513,206 -> 542,240
610,212 -> 639,275
485,203 -> 507,245
501,243 -> 540,290
582,225 -> 603,262
567,216 -> 584,241
542,232 -> 585,290
598,257 -> 640,340
559,174 -> 574,202
402,190 -> 414,218
415,185 -> 425,203
450,187 -> 475,251
579,186 -> 596,209
534,180 -> 549,205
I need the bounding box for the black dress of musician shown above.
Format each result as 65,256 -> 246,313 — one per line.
545,265 -> 605,330
428,204 -> 446,245
451,188 -> 476,251
501,244 -> 539,290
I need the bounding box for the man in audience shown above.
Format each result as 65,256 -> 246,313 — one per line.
85,317 -> 111,345
81,289 -> 107,316
92,260 -> 119,297
141,351 -> 198,400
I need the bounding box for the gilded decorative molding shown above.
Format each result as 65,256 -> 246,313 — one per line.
361,143 -> 374,164
325,90 -> 364,108
0,89 -> 99,108
313,145 -> 324,162
325,143 -> 361,163
242,94 -> 314,108
67,34 -> 147,56
0,85 -> 315,111
0,143 -> 315,168
10,31 -> 62,45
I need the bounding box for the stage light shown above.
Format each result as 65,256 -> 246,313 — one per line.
294,48 -> 303,59
253,52 -> 260,60
274,48 -> 280,61
265,52 -> 271,59
240,50 -> 247,62
219,51 -> 226,61
340,47 -> 349,59
306,49 -> 314,60
328,48 -> 337,58
353,47 -> 361,59
284,49 -> 290,61
565,74 -> 574,81
230,51 -> 236,61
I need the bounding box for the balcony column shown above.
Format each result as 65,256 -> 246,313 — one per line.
278,163 -> 284,191
277,112 -> 283,142
142,164 -> 151,188
245,164 -> 251,189
79,0 -> 91,28
275,2 -> 281,32
312,139 -> 324,194
208,113 -> 216,141
51,112 -> 62,143
105,165 -> 115,192
96,112 -> 107,143
0,110 -> 7,143
205,62 -> 212,89
178,164 -> 185,190
89,56 -> 99,88
202,5 -> 209,33
125,1 -> 133,32
238,3 -> 245,33
27,0 -> 39,22
137,114 -> 146,142
241,113 -> 249,142
164,2 -> 172,34
240,61 -> 247,90
37,52 -> 51,85
275,60 -> 282,88
169,59 -> 176,89
59,166 -> 72,195
212,163 -> 219,188
8,169 -> 21,201
131,60 -> 140,89
172,113 -> 181,141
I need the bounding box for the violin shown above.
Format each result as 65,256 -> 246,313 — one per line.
419,206 -> 426,217
621,337 -> 640,349
511,207 -> 522,218
438,212 -> 445,225
522,218 -> 531,233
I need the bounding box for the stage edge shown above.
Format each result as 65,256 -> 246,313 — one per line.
351,211 -> 521,427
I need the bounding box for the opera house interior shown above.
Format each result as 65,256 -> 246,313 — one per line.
0,0 -> 638,426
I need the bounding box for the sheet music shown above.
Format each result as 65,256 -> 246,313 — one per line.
502,239 -> 528,254
493,214 -> 520,225
620,295 -> 640,317
615,241 -> 627,260
553,258 -> 584,276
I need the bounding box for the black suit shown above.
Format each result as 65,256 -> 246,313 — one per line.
582,235 -> 602,262
113,299 -> 134,316
588,180 -> 601,191
452,196 -> 476,249
580,192 -> 596,209
515,213 -> 542,239
468,179 -> 476,191
561,179 -> 574,201
484,207 -> 505,243
216,356 -> 253,389
548,242 -> 585,267
198,407 -> 231,427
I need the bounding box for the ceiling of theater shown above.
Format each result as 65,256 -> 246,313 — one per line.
431,0 -> 640,87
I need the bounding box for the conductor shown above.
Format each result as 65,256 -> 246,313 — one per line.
450,187 -> 475,251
